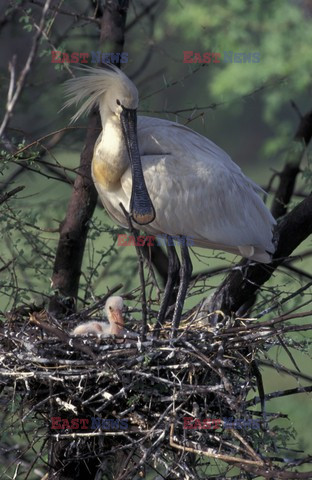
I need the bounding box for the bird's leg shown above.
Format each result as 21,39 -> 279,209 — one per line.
119,202 -> 148,341
171,237 -> 193,338
153,237 -> 180,338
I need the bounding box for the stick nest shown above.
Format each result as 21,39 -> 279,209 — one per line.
0,304 -> 311,479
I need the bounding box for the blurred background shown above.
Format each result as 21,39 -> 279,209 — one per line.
0,0 -> 312,475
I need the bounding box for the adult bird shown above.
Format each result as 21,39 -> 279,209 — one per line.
64,65 -> 276,337
72,296 -> 124,337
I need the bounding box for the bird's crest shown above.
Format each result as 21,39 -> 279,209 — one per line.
62,64 -> 135,123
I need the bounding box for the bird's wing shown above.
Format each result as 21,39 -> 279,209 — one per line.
120,116 -> 275,260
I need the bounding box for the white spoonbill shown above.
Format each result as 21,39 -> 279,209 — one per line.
72,296 -> 124,337
64,65 -> 276,336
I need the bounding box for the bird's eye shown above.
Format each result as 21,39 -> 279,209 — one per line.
116,99 -> 121,106
109,306 -> 113,311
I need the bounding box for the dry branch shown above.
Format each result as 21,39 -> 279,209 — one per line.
1,302 -> 311,479
47,1 -> 130,476
50,111 -> 100,303
50,0 -> 130,313
205,193 -> 312,315
0,185 -> 24,205
271,107 -> 312,219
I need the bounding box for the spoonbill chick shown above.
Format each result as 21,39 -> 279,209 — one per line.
72,296 -> 124,336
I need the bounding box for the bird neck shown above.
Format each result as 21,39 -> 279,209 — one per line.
110,319 -> 124,336
92,104 -> 129,190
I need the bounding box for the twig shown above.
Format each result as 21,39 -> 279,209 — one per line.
0,186 -> 25,205
256,280 -> 312,319
247,385 -> 312,407
126,0 -> 159,31
29,312 -> 97,360
0,0 -> 53,138
258,359 -> 312,383
29,0 -> 100,24
169,423 -> 264,466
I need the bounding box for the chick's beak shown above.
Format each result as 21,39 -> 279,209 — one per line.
120,107 -> 155,225
111,309 -> 124,332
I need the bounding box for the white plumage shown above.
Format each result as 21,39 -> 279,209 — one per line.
64,65 -> 276,263
72,296 -> 124,336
